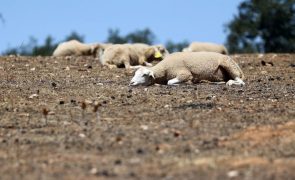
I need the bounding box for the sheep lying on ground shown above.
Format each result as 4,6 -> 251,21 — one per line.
53,40 -> 108,57
130,52 -> 245,86
144,44 -> 169,62
100,43 -> 169,69
183,42 -> 228,55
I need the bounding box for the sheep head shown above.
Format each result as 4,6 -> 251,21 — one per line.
91,44 -> 102,57
130,67 -> 155,86
145,45 -> 169,62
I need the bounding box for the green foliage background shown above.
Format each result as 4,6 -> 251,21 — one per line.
3,28 -> 188,56
2,0 -> 294,55
225,0 -> 295,53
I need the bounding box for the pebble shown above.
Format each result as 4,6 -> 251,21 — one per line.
85,100 -> 93,104
79,133 -> 86,138
129,158 -> 141,164
140,125 -> 149,130
90,168 -> 98,174
29,94 -> 38,99
164,104 -> 170,108
48,111 -> 55,115
227,170 -> 239,178
63,121 -> 71,126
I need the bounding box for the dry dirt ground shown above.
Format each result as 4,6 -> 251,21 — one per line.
0,54 -> 294,180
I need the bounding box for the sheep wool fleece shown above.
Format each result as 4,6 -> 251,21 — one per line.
150,52 -> 244,84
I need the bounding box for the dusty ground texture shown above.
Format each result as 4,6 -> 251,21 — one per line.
0,54 -> 294,180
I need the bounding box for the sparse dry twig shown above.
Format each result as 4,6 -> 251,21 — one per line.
81,102 -> 86,122
93,103 -> 101,122
42,108 -> 49,125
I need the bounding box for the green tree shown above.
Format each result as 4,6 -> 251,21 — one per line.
225,0 -> 295,53
106,28 -> 156,45
31,36 -> 56,56
125,28 -> 156,45
165,40 -> 189,53
106,29 -> 127,44
3,31 -> 84,56
4,36 -> 56,56
3,37 -> 37,55
64,31 -> 84,42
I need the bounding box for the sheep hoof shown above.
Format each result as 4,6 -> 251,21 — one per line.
226,80 -> 245,87
167,78 -> 181,86
145,62 -> 153,67
226,80 -> 234,86
107,65 -> 117,69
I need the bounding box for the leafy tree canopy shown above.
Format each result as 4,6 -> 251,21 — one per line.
3,31 -> 83,56
65,31 -> 84,42
225,0 -> 295,53
3,28 -> 188,56
165,40 -> 189,53
106,28 -> 156,45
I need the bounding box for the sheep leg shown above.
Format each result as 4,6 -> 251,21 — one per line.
144,62 -> 153,67
197,80 -> 226,84
129,65 -> 144,69
138,56 -> 151,67
208,82 -> 226,84
123,60 -> 142,69
105,63 -> 117,69
167,70 -> 192,85
220,57 -> 245,83
167,78 -> 182,85
123,61 -> 131,69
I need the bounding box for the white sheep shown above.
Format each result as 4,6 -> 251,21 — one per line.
53,40 -> 106,57
130,52 -> 245,86
100,43 -> 169,69
183,42 -> 228,55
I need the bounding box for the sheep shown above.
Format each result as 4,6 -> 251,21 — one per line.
100,43 -> 169,69
183,42 -> 228,55
145,44 -> 169,61
130,52 -> 245,86
53,40 -> 108,57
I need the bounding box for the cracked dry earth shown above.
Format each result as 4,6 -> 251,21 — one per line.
0,54 -> 294,180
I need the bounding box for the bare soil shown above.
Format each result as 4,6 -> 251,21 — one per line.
0,54 -> 294,180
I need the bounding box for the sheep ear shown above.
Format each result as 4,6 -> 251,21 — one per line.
148,71 -> 155,79
142,69 -> 154,79
154,51 -> 162,58
90,46 -> 95,55
144,48 -> 155,58
92,44 -> 100,53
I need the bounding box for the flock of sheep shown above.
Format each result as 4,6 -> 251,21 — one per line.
52,40 -> 245,86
